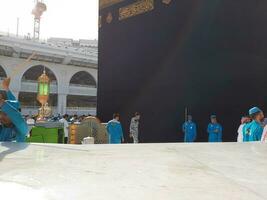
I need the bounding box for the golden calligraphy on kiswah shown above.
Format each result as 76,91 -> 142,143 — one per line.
100,0 -> 124,10
119,0 -> 154,20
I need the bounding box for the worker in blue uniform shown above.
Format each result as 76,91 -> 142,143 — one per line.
0,78 -> 28,142
0,99 -> 28,142
207,115 -> 222,142
243,107 -> 264,142
182,115 -> 197,142
107,113 -> 124,144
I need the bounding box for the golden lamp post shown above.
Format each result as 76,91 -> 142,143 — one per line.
37,69 -> 51,121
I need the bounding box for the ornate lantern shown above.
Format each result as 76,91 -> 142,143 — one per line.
37,69 -> 51,120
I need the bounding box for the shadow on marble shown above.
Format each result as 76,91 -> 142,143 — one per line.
0,142 -> 29,162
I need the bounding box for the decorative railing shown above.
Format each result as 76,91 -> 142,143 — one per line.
69,83 -> 96,88
68,85 -> 97,96
21,106 -> 96,115
21,81 -> 58,94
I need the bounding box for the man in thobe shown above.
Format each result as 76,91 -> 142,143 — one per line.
237,116 -> 251,142
243,107 -> 264,142
207,115 -> 223,142
261,126 -> 267,142
26,115 -> 35,136
182,115 -> 197,142
59,114 -> 69,144
129,112 -> 140,143
107,113 -> 124,144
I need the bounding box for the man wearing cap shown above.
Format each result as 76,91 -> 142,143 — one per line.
207,115 -> 222,142
242,107 -> 264,142
182,115 -> 197,142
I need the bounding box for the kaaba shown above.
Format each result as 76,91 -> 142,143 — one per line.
98,0 -> 267,142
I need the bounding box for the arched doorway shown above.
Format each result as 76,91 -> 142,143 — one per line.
19,65 -> 58,115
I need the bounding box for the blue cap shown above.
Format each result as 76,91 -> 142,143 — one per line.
210,115 -> 216,119
249,107 -> 262,115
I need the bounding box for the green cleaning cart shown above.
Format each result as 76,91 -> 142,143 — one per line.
26,122 -> 64,144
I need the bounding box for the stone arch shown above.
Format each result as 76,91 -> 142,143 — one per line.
21,65 -> 58,84
0,65 -> 7,78
69,71 -> 96,87
19,65 -> 58,114
67,71 -> 97,113
0,65 -> 8,98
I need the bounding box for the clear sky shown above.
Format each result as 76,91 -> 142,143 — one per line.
0,0 -> 98,40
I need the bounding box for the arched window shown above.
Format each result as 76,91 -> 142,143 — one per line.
70,71 -> 96,87
22,65 -> 57,83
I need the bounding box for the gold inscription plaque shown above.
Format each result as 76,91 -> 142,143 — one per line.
119,0 -> 154,21
162,0 -> 172,5
100,0 -> 124,10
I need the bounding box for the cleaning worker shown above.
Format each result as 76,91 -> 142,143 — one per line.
207,115 -> 223,142
182,115 -> 197,142
243,107 -> 264,142
0,78 -> 28,142
237,116 -> 251,142
107,113 -> 124,144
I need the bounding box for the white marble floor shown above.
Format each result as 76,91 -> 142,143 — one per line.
0,142 -> 266,200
